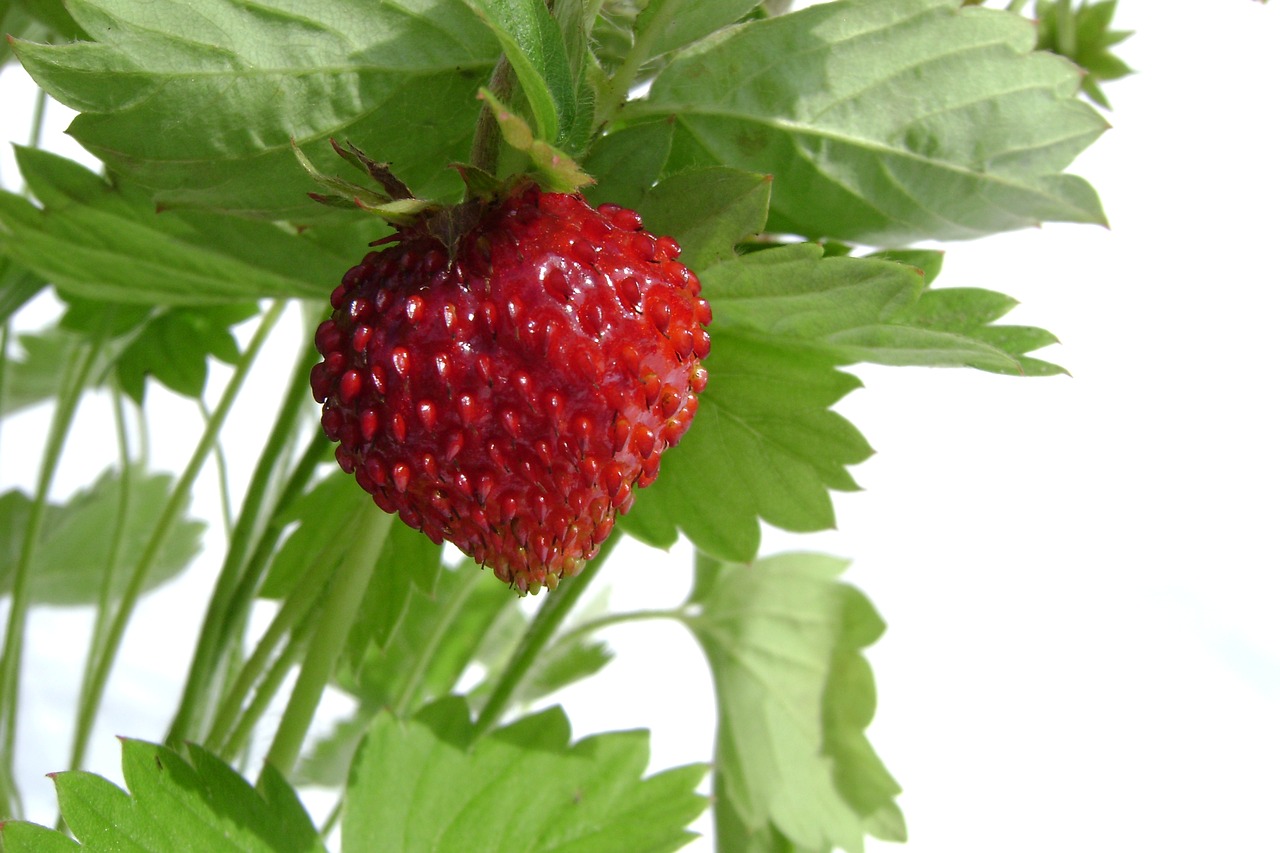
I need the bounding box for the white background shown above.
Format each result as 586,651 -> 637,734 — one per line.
2,2 -> 1278,852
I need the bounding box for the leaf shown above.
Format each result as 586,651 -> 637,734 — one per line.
581,120 -> 675,210
622,327 -> 870,562
706,243 -> 1062,374
685,552 -> 901,851
344,698 -> 707,853
636,0 -> 768,61
0,256 -> 46,324
42,740 -> 325,851
0,148 -> 367,305
12,0 -> 498,219
632,167 -> 772,272
0,466 -> 204,606
0,819 -> 82,852
0,326 -> 110,418
636,0 -> 1109,245
1035,0 -> 1135,109
465,0 -> 576,146
258,471 -> 374,600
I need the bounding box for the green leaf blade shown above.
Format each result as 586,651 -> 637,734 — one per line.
344,699 -> 706,853
639,0 -> 1109,245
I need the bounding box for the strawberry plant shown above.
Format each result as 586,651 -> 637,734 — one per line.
0,0 -> 1138,850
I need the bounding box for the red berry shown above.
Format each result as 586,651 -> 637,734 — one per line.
311,185 -> 710,594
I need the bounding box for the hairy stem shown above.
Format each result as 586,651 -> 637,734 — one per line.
473,535 -> 618,736
73,301 -> 286,770
468,55 -> 515,179
593,0 -> 679,130
262,502 -> 392,777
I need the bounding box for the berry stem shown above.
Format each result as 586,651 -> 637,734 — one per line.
262,500 -> 392,777
70,301 -> 286,774
0,332 -> 103,818
468,55 -> 515,181
473,535 -> 619,737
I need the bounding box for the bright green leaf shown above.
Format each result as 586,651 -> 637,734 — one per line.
13,0 -> 497,218
0,148 -> 367,305
636,0 -> 1109,245
344,698 -> 706,853
40,740 -> 324,851
0,819 -> 83,852
623,327 -> 869,562
0,466 -> 203,606
686,553 -> 900,851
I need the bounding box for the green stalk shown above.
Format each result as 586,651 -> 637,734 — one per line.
72,301 -> 285,770
199,397 -> 235,537
167,333 -> 321,746
593,0 -> 679,130
473,535 -> 618,736
205,516 -> 353,755
262,502 -> 392,777
0,336 -> 101,816
221,597 -> 325,762
69,386 -> 135,767
469,55 -> 515,179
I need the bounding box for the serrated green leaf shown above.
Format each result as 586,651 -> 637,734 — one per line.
635,0 -> 1108,244
106,303 -> 256,402
582,120 -> 675,210
0,466 -> 203,606
706,243 -> 1062,373
344,698 -> 706,853
1035,0 -> 1134,109
338,562 -> 511,710
633,167 -> 771,271
47,740 -> 325,852
465,0 -> 576,146
13,0 -> 497,219
686,553 -> 899,851
0,326 -> 109,417
258,471 -> 373,600
0,148 -> 365,305
622,327 -> 869,562
0,819 -> 83,852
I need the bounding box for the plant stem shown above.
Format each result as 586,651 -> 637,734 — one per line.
221,597 -> 325,762
468,55 -> 515,178
71,301 -> 285,772
167,333 -> 321,746
0,336 -> 100,818
552,606 -> 685,649
593,0 -> 677,130
473,535 -> 618,736
199,397 -> 235,537
262,502 -> 392,778
206,511 -> 354,755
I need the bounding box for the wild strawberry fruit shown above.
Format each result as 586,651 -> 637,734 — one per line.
310,184 -> 711,594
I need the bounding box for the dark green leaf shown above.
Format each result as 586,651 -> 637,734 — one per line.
0,148 -> 365,305
582,120 -> 675,210
107,303 -> 257,402
635,0 -> 766,63
686,553 -> 900,851
344,698 -> 706,853
48,740 -> 324,851
0,256 -> 46,324
1035,0 -> 1134,109
13,0 -> 497,219
623,327 -> 870,562
0,466 -> 203,606
637,0 -> 1109,244
633,167 -> 771,271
